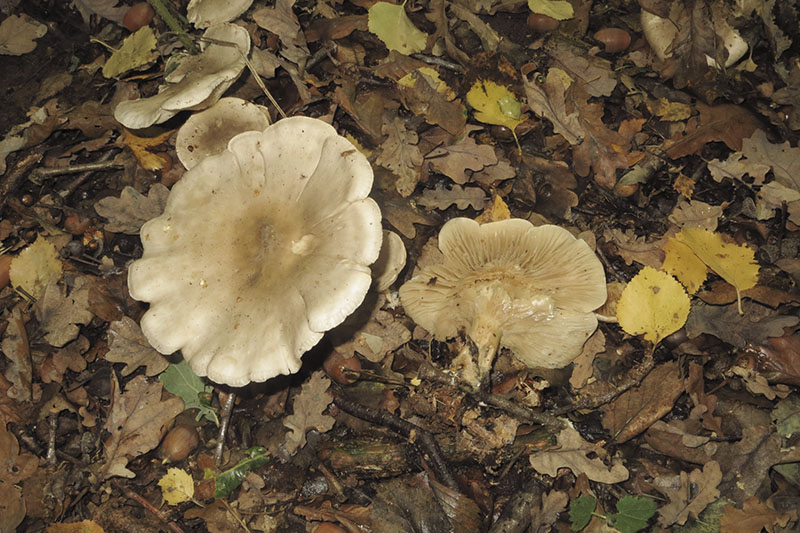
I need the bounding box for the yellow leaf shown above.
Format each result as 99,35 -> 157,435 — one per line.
102,26 -> 157,79
475,195 -> 511,223
661,237 -> 707,294
367,2 -> 428,55
9,235 -> 63,299
398,67 -> 457,100
675,228 -> 759,313
158,467 -> 194,505
528,0 -> 574,20
616,267 -> 690,345
673,173 -> 695,199
466,80 -> 525,134
122,128 -> 175,171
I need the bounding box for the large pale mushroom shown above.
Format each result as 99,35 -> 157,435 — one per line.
399,218 -> 606,387
128,116 -> 383,387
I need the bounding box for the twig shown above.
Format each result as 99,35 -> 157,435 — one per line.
215,391 -> 236,466
333,394 -> 459,492
28,156 -> 121,184
416,361 -> 565,432
110,480 -> 186,533
0,151 -> 42,208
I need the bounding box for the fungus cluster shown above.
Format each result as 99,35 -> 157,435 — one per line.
399,218 -> 607,387
128,117 -> 383,387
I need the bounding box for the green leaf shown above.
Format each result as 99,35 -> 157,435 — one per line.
569,494 -> 596,531
102,26 -> 158,79
773,394 -> 800,438
367,2 -> 428,55
609,496 -> 656,533
159,361 -> 218,425
212,447 -> 270,499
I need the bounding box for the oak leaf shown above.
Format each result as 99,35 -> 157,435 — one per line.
94,184 -> 168,234
105,316 -> 169,376
657,461 -> 721,527
427,133 -> 497,184
417,183 -> 488,211
720,497 -> 797,533
376,116 -> 423,197
529,426 -> 628,483
35,277 -> 94,348
283,371 -> 335,455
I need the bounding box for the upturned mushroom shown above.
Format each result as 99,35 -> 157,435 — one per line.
399,218 -> 606,387
128,116 -> 383,387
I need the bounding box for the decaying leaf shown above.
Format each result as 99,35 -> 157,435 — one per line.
523,68 -> 582,145
282,371 -> 335,455
9,235 -> 63,300
35,277 -> 94,348
720,496 -> 797,533
417,183 -> 488,211
398,67 -> 466,135
616,267 -> 690,345
94,183 -> 169,234
685,301 -> 799,349
97,374 -> 184,480
657,461 -> 721,527
529,426 -> 628,484
105,316 -> 169,376
2,305 -> 32,403
376,116 -> 423,197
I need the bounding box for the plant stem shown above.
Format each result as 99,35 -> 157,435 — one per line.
146,0 -> 199,54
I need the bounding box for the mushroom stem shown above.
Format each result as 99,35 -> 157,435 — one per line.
452,313 -> 502,389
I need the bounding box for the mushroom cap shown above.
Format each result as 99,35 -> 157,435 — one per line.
128,116 -> 383,387
114,23 -> 250,130
175,97 -> 271,170
371,230 -> 407,291
187,0 -> 254,28
399,218 -> 606,369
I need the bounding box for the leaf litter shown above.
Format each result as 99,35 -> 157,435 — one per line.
1,0 -> 800,531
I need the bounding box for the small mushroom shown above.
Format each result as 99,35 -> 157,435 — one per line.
371,230 -> 406,292
128,117 -> 383,387
175,97 -> 271,170
399,218 -> 606,387
114,23 -> 250,130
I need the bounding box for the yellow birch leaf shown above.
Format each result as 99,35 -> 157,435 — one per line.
158,467 -> 194,505
367,2 -> 428,55
528,0 -> 574,20
475,195 -> 511,223
466,80 -> 525,132
9,235 -> 63,299
616,267 -> 690,345
675,228 -> 759,313
122,128 -> 175,171
661,237 -> 707,294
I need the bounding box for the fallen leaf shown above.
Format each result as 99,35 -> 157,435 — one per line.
0,14 -> 47,56
616,267 -> 690,345
772,394 -> 800,438
9,235 -> 63,300
96,374 -> 184,480
720,496 -> 797,533
105,317 -> 168,376
737,129 -> 800,191
35,277 -> 94,348
661,237 -> 707,294
666,104 -> 761,160
529,426 -> 629,484
667,199 -> 723,231
331,295 -> 411,363
283,371 -> 335,455
45,520 -> 104,533
94,183 -> 169,234
376,116 -> 423,197
158,468 -> 194,505
685,301 -> 799,349
368,2 -> 427,55
675,228 -> 759,311
1,305 -> 32,402
102,26 -> 158,79
549,47 -> 617,98
608,496 -> 657,533
417,183 -> 488,211
601,361 -> 683,443
524,68 -> 582,145
120,129 -> 173,171
466,80 -> 526,134
0,479 -> 25,533
158,361 -> 218,425
427,133 -> 497,184
528,0 -> 573,20
398,68 -> 466,135
603,228 -> 666,269
657,461 -> 721,527
251,0 -> 309,65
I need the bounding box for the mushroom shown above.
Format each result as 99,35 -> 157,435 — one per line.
127,116 -> 383,387
187,0 -> 254,28
399,218 -> 606,387
371,230 -> 406,292
114,23 -> 250,130
175,97 -> 271,170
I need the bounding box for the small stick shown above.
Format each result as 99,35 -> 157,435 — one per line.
28,158 -> 122,183
333,394 -> 458,492
110,480 -> 186,533
214,391 -> 236,465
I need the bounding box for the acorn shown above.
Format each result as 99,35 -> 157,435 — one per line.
123,2 -> 155,32
527,13 -> 560,32
160,424 -> 200,462
323,351 -> 361,385
594,28 -> 631,53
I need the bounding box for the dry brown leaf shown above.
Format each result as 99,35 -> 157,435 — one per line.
1,422 -> 38,484
666,104 -> 761,160
685,362 -> 722,434
427,133 -> 497,184
251,0 -> 309,65
569,329 -> 605,390
601,361 -> 683,443
398,68 -> 466,136
0,479 -> 25,533
529,426 -> 628,484
668,199 -> 723,230
41,336 -> 89,384
603,228 -> 666,268
283,371 -> 335,455
656,461 -> 721,527
720,496 -> 797,533
1,305 -> 31,403
524,68 -> 582,145
738,129 -> 800,191
376,117 -> 424,197
94,184 -> 168,235
549,47 -> 617,97
105,317 -> 169,376
685,301 -> 799,349
331,295 -> 411,363
35,277 -> 94,348
379,195 -> 441,239
96,374 -> 183,480
417,183 -> 488,211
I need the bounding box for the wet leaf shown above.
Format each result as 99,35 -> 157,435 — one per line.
212,447 -> 270,499
616,267 -> 690,345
